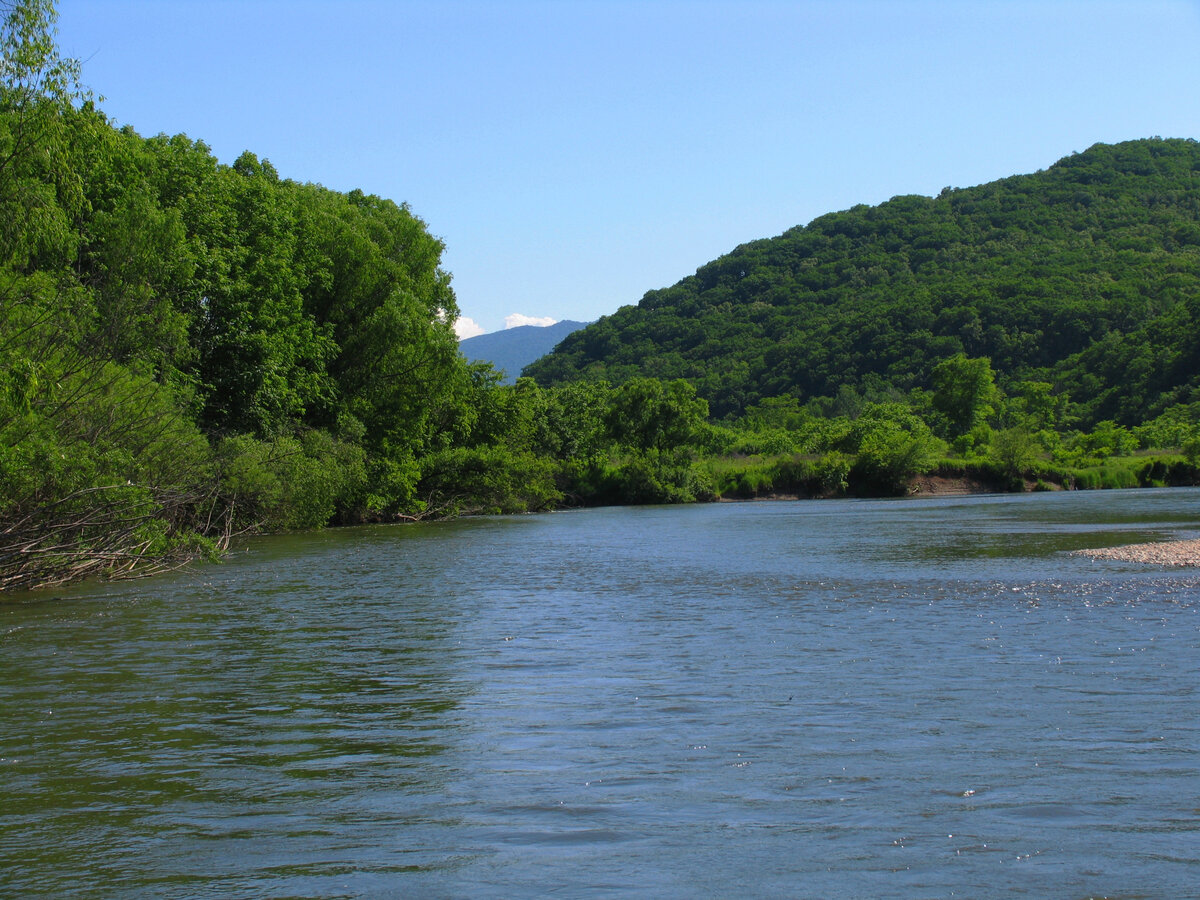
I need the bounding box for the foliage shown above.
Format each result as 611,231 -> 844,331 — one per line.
1065,420 -> 1139,461
930,354 -> 999,439
603,449 -> 713,505
850,420 -> 944,495
602,377 -> 708,450
0,0 -> 463,587
216,430 -> 366,531
417,446 -> 561,516
1133,403 -> 1200,449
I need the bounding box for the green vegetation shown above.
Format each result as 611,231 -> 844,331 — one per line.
2,1 -> 1196,592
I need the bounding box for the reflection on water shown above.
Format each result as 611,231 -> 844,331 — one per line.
3,488 -> 1199,898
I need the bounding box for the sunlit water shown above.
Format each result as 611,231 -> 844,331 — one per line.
3,489 -> 1199,898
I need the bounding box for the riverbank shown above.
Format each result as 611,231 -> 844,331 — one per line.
1072,538 -> 1200,567
908,474 -> 1022,496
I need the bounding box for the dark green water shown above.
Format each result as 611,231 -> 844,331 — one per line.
3,489 -> 1199,898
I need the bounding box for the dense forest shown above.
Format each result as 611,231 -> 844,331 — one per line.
2,1 -> 1197,591
526,138 -> 1200,425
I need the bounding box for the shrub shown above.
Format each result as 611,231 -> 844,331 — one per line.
1184,435 -> 1200,467
417,446 -> 561,516
990,427 -> 1041,478
850,420 -> 944,495
608,449 -> 709,505
217,430 -> 367,530
814,451 -> 851,495
731,427 -> 799,456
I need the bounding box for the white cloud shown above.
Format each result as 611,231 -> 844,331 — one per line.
505,313 -> 558,329
453,316 -> 485,340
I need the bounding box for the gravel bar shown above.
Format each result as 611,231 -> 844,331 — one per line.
1072,538 -> 1200,567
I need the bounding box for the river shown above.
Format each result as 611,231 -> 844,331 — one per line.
2,488 -> 1199,898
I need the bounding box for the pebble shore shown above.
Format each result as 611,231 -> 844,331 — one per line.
1072,538 -> 1200,567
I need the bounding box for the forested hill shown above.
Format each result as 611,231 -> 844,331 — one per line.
525,138 -> 1200,425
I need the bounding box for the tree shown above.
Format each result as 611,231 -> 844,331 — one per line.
528,139 -> 1200,429
535,380 -> 611,459
990,427 -> 1041,480
845,402 -> 944,494
1005,380 -> 1068,432
603,377 -> 708,451
850,421 -> 942,495
0,3 -> 227,588
0,0 -> 89,268
190,161 -> 336,436
930,353 -> 999,438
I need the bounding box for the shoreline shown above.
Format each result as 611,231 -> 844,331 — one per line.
718,473 -> 1023,503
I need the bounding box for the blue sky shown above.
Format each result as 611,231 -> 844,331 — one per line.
58,0 -> 1200,337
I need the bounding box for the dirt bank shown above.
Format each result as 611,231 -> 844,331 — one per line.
907,474 -> 1041,496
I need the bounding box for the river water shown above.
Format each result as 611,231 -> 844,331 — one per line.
2,488 -> 1199,898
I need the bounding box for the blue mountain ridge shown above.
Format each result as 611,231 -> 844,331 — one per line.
459,320 -> 589,384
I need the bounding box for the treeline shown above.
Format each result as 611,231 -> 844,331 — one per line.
525,138 -> 1200,427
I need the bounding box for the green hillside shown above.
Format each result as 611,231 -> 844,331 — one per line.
525,138 -> 1200,425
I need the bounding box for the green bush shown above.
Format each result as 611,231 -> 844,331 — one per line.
417,446 -> 561,516
1070,421 -> 1139,459
217,430 -> 367,530
607,449 -> 708,505
554,454 -> 616,506
1134,404 -> 1200,449
1184,435 -> 1200,467
730,428 -> 799,456
850,420 -> 944,495
768,456 -> 814,494
990,427 -> 1042,478
814,451 -> 851,495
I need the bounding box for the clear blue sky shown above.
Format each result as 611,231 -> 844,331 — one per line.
57,0 -> 1200,337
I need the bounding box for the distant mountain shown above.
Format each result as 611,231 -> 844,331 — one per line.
525,138 -> 1200,426
460,320 -> 590,383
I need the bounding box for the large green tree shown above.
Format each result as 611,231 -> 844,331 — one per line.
0,0 -> 475,587
603,377 -> 708,451
0,0 -> 226,589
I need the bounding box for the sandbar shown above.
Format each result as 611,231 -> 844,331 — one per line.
1072,538 -> 1200,567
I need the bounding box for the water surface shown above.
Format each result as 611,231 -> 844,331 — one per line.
3,489 -> 1199,898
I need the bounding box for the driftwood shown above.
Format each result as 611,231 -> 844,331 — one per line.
0,482 -> 237,592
